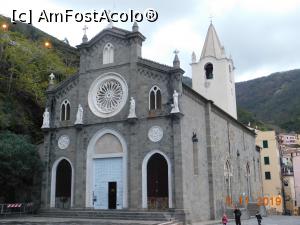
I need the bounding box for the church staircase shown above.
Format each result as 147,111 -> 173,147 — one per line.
38,208 -> 186,224
247,202 -> 267,217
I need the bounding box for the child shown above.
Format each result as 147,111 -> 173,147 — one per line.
255,211 -> 262,225
222,213 -> 228,225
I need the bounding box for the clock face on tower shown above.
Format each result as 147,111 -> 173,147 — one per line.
88,72 -> 128,118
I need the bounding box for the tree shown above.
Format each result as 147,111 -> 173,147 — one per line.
0,131 -> 43,203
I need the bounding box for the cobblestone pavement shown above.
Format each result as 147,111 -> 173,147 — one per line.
0,215 -> 299,225
0,216 -> 159,225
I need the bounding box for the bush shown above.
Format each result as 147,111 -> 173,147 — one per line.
0,131 -> 43,203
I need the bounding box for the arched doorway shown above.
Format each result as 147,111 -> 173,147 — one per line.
50,157 -> 74,208
55,159 -> 71,208
147,153 -> 168,209
142,150 -> 173,209
85,128 -> 128,209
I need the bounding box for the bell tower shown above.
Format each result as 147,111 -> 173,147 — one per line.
191,23 -> 237,119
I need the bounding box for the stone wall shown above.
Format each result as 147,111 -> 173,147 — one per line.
180,92 -> 210,222
210,107 -> 261,219
179,85 -> 261,222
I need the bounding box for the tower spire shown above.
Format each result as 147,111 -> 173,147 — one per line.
191,23 -> 237,119
200,23 -> 225,59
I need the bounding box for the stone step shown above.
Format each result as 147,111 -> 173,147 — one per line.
38,209 -> 185,222
1,216 -> 161,225
247,202 -> 260,216
157,220 -> 183,225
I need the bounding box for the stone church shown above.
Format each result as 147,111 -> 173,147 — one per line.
40,22 -> 262,223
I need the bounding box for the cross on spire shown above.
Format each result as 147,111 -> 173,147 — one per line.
83,25 -> 88,35
174,49 -> 179,55
209,14 -> 214,24
107,10 -> 113,28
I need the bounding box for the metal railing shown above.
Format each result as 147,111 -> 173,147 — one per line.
0,202 -> 34,216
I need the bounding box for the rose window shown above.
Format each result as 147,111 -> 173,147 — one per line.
96,79 -> 123,113
88,73 -> 128,118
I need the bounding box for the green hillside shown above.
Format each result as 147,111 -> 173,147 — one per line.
236,69 -> 300,132
0,15 -> 79,142
182,76 -> 269,129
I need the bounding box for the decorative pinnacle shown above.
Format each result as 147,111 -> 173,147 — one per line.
49,73 -> 55,80
132,21 -> 139,32
173,49 -> 180,68
49,73 -> 55,87
192,51 -> 196,63
82,25 -> 88,43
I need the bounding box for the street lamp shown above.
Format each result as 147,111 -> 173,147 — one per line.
44,41 -> 51,48
1,23 -> 8,31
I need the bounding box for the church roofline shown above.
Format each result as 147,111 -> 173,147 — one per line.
182,83 -> 256,136
46,72 -> 79,94
77,26 -> 146,49
137,57 -> 185,74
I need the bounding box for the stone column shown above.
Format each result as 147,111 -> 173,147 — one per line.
171,116 -> 184,209
205,100 -> 215,219
40,132 -> 51,208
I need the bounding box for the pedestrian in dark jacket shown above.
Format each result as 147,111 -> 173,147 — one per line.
233,206 -> 242,225
255,211 -> 262,225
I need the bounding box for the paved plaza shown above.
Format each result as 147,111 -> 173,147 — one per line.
0,215 -> 299,225
0,216 -> 158,225
226,216 -> 300,225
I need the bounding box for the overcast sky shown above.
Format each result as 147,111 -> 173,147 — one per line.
2,0 -> 300,82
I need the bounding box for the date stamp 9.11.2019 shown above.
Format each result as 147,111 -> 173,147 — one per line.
225,195 -> 282,206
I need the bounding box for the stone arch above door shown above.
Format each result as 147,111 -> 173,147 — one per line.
142,150 -> 173,209
50,157 -> 74,208
95,133 -> 123,155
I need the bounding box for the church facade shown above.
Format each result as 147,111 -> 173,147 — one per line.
40,23 -> 262,223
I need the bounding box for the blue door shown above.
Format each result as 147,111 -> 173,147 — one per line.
93,158 -> 123,209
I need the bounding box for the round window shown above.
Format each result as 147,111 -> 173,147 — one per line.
88,73 -> 128,118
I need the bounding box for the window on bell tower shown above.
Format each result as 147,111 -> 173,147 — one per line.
204,63 -> 213,79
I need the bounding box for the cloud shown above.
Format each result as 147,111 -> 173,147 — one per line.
2,0 -> 300,81
143,19 -> 203,72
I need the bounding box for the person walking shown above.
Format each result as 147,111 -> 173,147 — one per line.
222,213 -> 228,225
233,206 -> 242,225
255,211 -> 262,225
